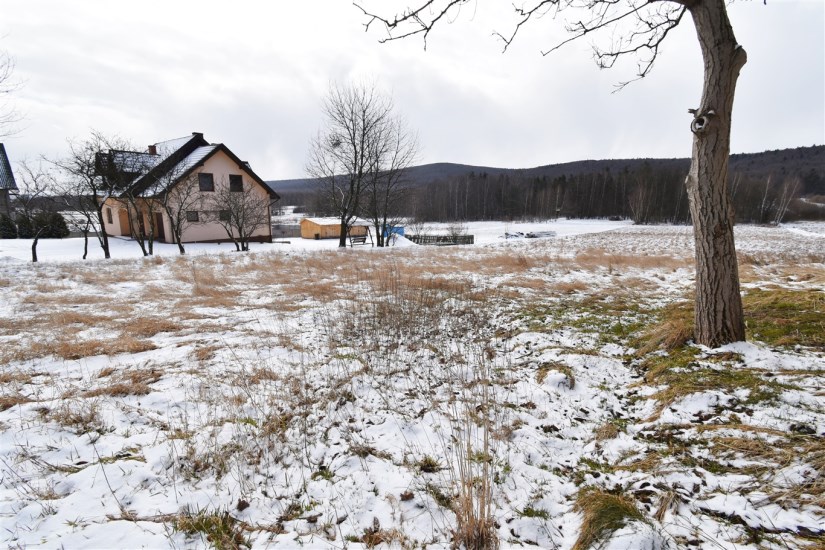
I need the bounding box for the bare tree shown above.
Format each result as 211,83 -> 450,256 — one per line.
365,116 -> 418,247
14,160 -> 58,263
95,142 -> 157,256
208,177 -> 272,252
152,172 -> 201,255
52,175 -> 97,260
307,82 -> 395,248
773,177 -> 800,226
53,132 -> 131,260
0,50 -> 20,137
358,0 -> 749,347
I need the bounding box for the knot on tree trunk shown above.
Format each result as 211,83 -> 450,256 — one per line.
689,109 -> 716,135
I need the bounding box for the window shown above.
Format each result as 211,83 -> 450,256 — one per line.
218,210 -> 231,222
186,211 -> 199,222
229,174 -> 243,192
106,207 -> 113,224
198,173 -> 215,192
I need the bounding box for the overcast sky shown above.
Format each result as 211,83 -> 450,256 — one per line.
2,0 -> 823,180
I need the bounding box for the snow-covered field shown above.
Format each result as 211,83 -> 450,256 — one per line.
0,221 -> 822,549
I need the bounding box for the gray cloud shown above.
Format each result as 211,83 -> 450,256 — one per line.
2,0 -> 822,179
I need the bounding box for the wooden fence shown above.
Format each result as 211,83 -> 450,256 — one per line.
406,234 -> 474,246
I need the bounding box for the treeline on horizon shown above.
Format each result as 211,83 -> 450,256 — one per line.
287,160 -> 825,225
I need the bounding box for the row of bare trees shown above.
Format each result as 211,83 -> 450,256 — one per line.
306,82 -> 418,247
402,165 -> 807,225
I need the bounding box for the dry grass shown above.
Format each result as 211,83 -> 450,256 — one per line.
634,300 -> 693,354
0,370 -> 33,385
536,361 -> 575,389
123,317 -> 182,338
51,336 -> 157,360
743,288 -> 825,349
193,344 -> 220,363
0,394 -> 32,412
573,489 -> 646,550
575,247 -> 689,271
47,399 -> 107,434
172,508 -> 250,549
84,368 -> 162,398
549,280 -> 589,294
594,422 -> 620,442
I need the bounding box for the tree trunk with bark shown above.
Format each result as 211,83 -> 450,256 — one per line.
685,0 -> 747,347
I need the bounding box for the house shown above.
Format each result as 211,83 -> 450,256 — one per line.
99,132 -> 279,244
0,143 -> 17,217
300,217 -> 369,240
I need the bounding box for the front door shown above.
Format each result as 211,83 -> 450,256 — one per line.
155,212 -> 166,242
118,209 -> 131,236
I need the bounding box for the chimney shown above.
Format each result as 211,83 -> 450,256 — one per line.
148,144 -> 157,155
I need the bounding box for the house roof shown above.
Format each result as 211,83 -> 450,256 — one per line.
103,132 -> 279,200
0,143 -> 18,191
301,217 -> 370,227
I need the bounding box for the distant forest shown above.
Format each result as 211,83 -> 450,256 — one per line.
272,145 -> 825,224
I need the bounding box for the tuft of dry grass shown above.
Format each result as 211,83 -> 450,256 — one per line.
193,344 -> 220,363
634,300 -> 693,355
172,508 -> 250,549
594,422 -> 620,442
41,336 -> 158,361
84,368 -> 161,398
0,394 -> 32,412
573,489 -> 646,550
123,317 -> 182,338
48,399 -> 107,434
549,280 -> 589,294
536,361 -> 575,389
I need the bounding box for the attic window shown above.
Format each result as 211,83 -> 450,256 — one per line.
186,211 -> 199,222
198,173 -> 215,192
229,174 -> 243,192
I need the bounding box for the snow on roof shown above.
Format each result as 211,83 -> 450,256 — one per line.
177,145 -> 217,173
153,135 -> 194,158
138,145 -> 217,196
0,143 -> 17,191
302,217 -> 370,226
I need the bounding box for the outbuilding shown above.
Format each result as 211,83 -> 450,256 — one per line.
300,217 -> 369,240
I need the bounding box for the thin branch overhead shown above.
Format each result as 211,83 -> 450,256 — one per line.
355,0 -> 688,85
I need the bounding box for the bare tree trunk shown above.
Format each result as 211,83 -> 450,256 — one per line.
685,0 -> 746,347
82,229 -> 89,260
31,236 -> 39,263
95,207 -> 111,259
339,220 -> 348,248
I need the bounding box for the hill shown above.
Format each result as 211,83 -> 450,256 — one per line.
267,144 -> 825,194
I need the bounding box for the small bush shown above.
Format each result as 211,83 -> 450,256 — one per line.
0,213 -> 17,238
35,212 -> 70,238
15,214 -> 33,238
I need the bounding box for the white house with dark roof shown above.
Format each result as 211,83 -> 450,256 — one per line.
99,132 -> 279,244
0,143 -> 17,217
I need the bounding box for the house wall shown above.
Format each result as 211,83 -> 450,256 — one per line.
102,199 -> 126,237
102,150 -> 273,245
178,151 -> 272,243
